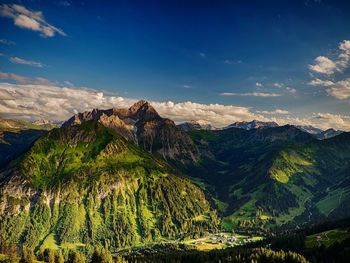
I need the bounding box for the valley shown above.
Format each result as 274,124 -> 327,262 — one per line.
0,101 -> 349,262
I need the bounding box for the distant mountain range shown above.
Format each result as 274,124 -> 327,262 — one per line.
176,119 -> 344,140
0,101 -> 349,251
224,120 -> 279,130
177,120 -> 215,132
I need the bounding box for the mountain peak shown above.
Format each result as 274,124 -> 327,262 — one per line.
225,120 -> 279,130
129,100 -> 151,112
128,100 -> 159,120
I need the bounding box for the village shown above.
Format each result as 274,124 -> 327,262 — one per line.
182,232 -> 264,250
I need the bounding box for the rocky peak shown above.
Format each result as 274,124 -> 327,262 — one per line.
58,101 -> 198,161
128,100 -> 160,121
225,120 -> 279,130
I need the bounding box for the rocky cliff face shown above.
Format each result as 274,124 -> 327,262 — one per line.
62,100 -> 198,161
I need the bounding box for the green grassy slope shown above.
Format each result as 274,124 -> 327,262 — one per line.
0,118 -> 56,168
180,126 -> 350,231
0,121 -> 218,252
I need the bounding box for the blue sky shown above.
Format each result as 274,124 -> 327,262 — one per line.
1,0 -> 350,129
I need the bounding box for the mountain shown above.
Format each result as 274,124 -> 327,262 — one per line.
225,120 -> 279,130
316,128 -> 343,140
62,100 -> 198,161
0,102 -> 218,252
296,125 -> 323,135
177,125 -> 350,231
295,125 -> 343,140
177,120 -> 214,132
0,118 -> 56,168
1,100 -> 349,254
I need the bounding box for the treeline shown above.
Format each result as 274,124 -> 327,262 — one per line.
124,247 -> 309,263
0,243 -> 309,263
258,217 -> 350,263
0,242 -> 127,263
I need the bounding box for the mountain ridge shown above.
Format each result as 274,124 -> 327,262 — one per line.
1,100 -> 350,251
0,117 -> 218,252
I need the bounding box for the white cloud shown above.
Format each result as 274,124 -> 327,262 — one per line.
199,52 -> 206,57
255,82 -> 263,87
286,87 -> 296,94
308,40 -> 350,100
257,109 -> 289,115
219,92 -> 281,97
309,56 -> 337,75
308,78 -> 334,87
0,4 -> 65,37
183,85 -> 191,89
10,57 -> 43,67
309,40 -> 350,75
0,82 -> 256,126
337,40 -> 350,70
273,83 -> 283,88
308,77 -> 350,99
0,82 -> 349,130
326,78 -> 350,99
310,113 -> 350,130
0,39 -> 15,45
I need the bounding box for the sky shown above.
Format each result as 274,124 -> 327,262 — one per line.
0,0 -> 350,130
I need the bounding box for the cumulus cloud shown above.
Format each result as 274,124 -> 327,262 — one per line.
0,82 -> 349,130
10,57 -> 43,67
0,39 -> 15,45
0,71 -> 55,85
0,4 -> 65,37
308,78 -> 334,87
220,92 -> 281,97
326,78 -> 350,99
257,109 -> 289,115
309,113 -> 350,130
337,40 -> 350,70
309,40 -> 350,75
266,114 -> 350,131
309,56 -> 337,75
308,40 -> 350,100
308,77 -> 350,99
0,83 -> 257,126
273,83 -> 283,88
255,82 -> 263,87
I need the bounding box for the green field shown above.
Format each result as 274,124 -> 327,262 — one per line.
40,233 -> 86,252
305,228 -> 350,248
316,189 -> 350,216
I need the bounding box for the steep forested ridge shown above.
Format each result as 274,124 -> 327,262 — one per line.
0,103 -> 218,253
179,126 -> 350,230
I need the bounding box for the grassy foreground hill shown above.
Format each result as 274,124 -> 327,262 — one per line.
0,111 -> 218,253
